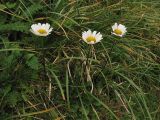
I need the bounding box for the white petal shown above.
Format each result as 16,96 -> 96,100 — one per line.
48,27 -> 53,33
112,23 -> 118,31
82,32 -> 87,39
31,24 -> 38,31
42,23 -> 47,29
92,31 -> 97,36
45,23 -> 51,30
33,31 -> 40,36
118,24 -> 125,29
112,32 -> 123,37
38,23 -> 41,26
89,41 -> 95,44
95,35 -> 102,42
30,29 -> 35,34
82,32 -> 86,37
118,24 -> 127,32
87,30 -> 92,36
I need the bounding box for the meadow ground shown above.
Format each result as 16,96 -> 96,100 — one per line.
0,0 -> 160,119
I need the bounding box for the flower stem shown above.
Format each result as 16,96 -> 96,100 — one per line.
41,38 -> 47,80
85,45 -> 92,82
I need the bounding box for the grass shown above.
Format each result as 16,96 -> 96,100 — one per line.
0,0 -> 160,120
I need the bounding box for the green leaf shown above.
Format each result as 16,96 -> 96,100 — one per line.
0,22 -> 29,32
26,54 -> 39,70
6,2 -> 16,9
6,92 -> 20,107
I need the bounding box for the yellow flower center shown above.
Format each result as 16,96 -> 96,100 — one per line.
114,29 -> 122,35
86,36 -> 96,43
37,29 -> 47,34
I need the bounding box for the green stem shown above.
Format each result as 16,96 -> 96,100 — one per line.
85,45 -> 93,83
41,38 -> 46,80
86,45 -> 92,67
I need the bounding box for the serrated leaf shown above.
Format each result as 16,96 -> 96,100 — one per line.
26,55 -> 39,70
7,92 -> 20,107
25,4 -> 43,16
0,85 -> 11,96
0,22 -> 29,32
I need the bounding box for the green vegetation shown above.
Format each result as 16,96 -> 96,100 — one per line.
0,0 -> 160,119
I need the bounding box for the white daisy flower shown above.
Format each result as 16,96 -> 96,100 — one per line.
82,30 -> 103,44
112,23 -> 127,37
30,23 -> 53,36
